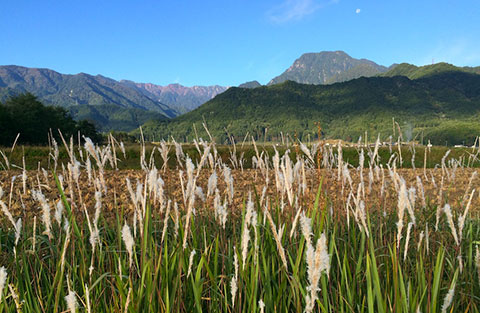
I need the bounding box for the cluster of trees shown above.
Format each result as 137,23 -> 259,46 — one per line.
0,93 -> 101,146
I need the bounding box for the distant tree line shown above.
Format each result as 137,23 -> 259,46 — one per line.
0,93 -> 101,146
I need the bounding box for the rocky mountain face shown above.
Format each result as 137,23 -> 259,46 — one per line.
268,51 -> 388,85
0,65 -> 175,115
120,81 -> 228,114
0,65 -> 228,130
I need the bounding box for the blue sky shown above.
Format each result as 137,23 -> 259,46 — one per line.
1,0 -> 480,86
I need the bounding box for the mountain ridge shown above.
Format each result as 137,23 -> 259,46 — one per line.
138,70 -> 480,145
268,51 -> 388,85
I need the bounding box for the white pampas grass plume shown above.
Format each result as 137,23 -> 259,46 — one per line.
404,222 -> 414,261
442,204 -> 459,246
241,194 -> 255,269
231,249 -> 239,308
223,165 -> 234,203
32,189 -> 53,239
458,189 -> 475,241
122,223 -> 135,268
304,232 -> 330,313
187,249 -> 196,277
207,171 -> 217,197
161,200 -> 172,244
65,290 -> 78,313
441,287 -> 455,313
0,266 -> 7,301
290,207 -> 303,239
258,299 -> 265,313
264,206 -> 288,270
55,200 -> 64,227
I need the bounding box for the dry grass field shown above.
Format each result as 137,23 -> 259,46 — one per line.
0,136 -> 479,312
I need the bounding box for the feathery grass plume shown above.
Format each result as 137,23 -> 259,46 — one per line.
404,222 -> 414,261
173,139 -> 185,168
396,179 -> 408,248
337,141 -> 343,181
195,186 -> 205,203
207,171 -> 217,197
213,189 -> 228,229
416,176 -> 426,208
290,207 -> 303,239
241,193 -> 255,269
300,141 -> 314,164
264,205 -> 288,270
259,299 -> 265,313
281,152 -> 294,206
0,187 -> 18,229
60,219 -> 71,271
462,171 -> 477,205
55,200 -> 64,226
65,290 -> 78,313
0,266 -> 7,301
435,175 -> 445,231
187,249 -> 196,277
122,222 -> 134,268
173,201 -> 179,239
417,230 -> 424,251
231,248 -> 239,308
85,284 -> 92,313
273,147 -> 281,192
32,189 -> 53,239
458,189 -> 475,241
441,149 -> 451,180
442,204 -> 459,246
441,285 -> 455,313
159,140 -> 169,172
161,200 -> 172,243
407,187 -> 417,225
223,165 -> 234,203
304,231 -> 330,313
182,158 -> 197,249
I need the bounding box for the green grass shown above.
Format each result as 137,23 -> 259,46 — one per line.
1,143 -> 479,171
0,177 -> 479,312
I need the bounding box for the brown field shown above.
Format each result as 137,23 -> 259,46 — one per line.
1,166 -> 478,223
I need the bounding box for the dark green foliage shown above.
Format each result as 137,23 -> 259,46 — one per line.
138,71 -> 480,145
0,93 -> 101,146
68,104 -> 168,132
381,62 -> 480,79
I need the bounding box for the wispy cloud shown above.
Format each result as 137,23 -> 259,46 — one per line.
267,0 -> 337,24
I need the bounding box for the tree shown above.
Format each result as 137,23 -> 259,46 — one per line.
0,93 -> 101,146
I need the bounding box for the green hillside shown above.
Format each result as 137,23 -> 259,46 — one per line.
381,62 -> 480,79
137,71 -> 480,145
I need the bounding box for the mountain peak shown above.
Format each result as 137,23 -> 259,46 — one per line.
268,51 -> 388,85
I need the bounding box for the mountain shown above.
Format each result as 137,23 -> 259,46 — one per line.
138,71 -> 480,145
238,81 -> 262,89
268,51 -> 388,85
381,62 -> 480,79
120,81 -> 228,114
0,65 -> 178,131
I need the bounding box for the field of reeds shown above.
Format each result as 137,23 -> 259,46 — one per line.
0,133 -> 480,312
